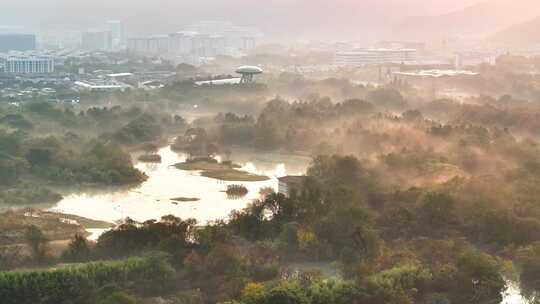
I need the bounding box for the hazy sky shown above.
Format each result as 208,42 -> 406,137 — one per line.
0,0 -> 505,41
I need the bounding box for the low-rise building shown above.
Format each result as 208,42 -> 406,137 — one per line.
335,48 -> 417,67
74,80 -> 131,92
278,176 -> 306,197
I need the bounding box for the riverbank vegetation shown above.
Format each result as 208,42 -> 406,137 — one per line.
0,102 -> 192,206
0,253 -> 174,304
0,184 -> 62,206
0,209 -> 112,246
0,154 -> 521,303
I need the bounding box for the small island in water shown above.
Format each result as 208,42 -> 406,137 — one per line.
226,184 -> 248,196
138,154 -> 162,163
137,143 -> 163,163
170,197 -> 200,202
174,157 -> 269,181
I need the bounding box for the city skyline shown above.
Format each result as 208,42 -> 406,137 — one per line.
0,0 -> 518,42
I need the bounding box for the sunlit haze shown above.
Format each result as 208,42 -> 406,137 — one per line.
2,1 -> 540,304
1,0 -> 526,40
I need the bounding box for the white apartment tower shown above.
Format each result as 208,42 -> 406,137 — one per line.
107,20 -> 125,50
82,30 -> 112,51
5,56 -> 55,74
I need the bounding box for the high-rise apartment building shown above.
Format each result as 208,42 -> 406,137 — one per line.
82,30 -> 112,51
0,34 -> 36,52
107,20 -> 125,50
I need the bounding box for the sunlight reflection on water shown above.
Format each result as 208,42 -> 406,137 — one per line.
503,281 -> 527,304
49,146 -> 309,225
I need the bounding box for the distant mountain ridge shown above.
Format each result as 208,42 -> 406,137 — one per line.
489,16 -> 540,48
394,0 -> 540,41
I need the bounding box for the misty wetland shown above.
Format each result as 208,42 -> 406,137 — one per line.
3,0 -> 540,304
51,146 -> 309,226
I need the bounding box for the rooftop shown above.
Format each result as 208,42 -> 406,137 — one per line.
236,66 -> 263,74
195,78 -> 241,86
337,48 -> 417,55
106,73 -> 133,78
393,69 -> 478,78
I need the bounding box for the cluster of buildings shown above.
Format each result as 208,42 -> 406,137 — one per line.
0,34 -> 55,74
127,21 -> 261,65
0,21 -> 125,76
0,21 -> 262,75
0,21 -> 125,55
81,21 -> 125,52
73,70 -> 174,92
0,87 -> 60,103
332,40 -> 503,72
74,21 -> 262,66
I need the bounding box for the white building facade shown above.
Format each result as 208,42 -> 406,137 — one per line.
335,48 -> 417,66
5,56 -> 55,74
